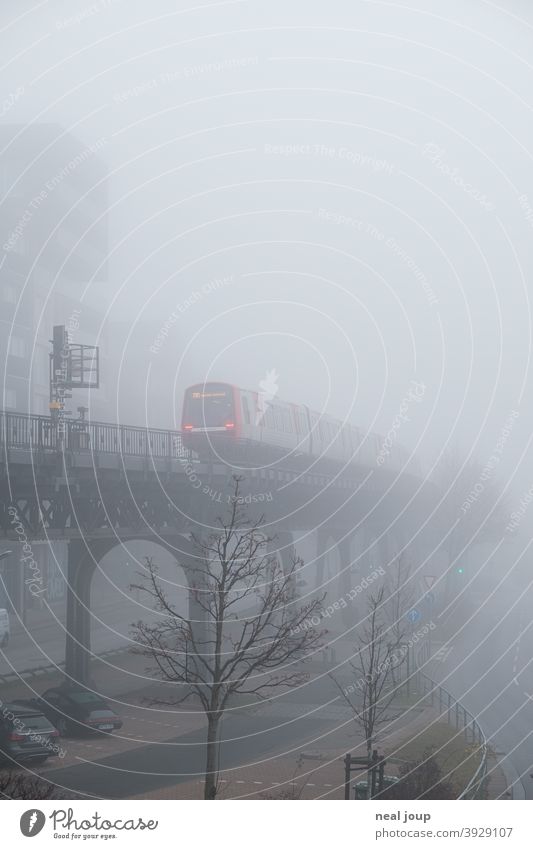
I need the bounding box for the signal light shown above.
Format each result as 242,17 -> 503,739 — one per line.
183,424 -> 193,430
457,567 -> 464,574
225,422 -> 235,429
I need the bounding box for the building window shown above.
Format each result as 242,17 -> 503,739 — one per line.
9,336 -> 25,358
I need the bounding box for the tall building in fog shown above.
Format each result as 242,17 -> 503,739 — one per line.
0,124 -> 110,617
0,124 -> 109,417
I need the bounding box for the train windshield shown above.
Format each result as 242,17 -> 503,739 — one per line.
183,384 -> 234,428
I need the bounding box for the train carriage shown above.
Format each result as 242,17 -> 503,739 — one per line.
181,382 -> 410,472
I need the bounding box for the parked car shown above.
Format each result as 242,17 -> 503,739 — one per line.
0,608 -> 10,647
0,701 -> 60,765
35,686 -> 123,736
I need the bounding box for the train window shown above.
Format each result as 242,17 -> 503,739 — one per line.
265,404 -> 275,429
343,426 -> 352,453
184,385 -> 234,428
242,396 -> 251,425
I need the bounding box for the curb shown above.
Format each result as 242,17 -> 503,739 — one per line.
493,752 -> 526,800
0,645 -> 130,687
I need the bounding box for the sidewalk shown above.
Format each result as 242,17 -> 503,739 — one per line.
134,699 -> 511,800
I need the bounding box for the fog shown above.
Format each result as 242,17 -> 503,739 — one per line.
1,0 -> 532,483
2,0 -> 533,806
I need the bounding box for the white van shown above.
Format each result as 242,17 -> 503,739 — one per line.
0,609 -> 10,647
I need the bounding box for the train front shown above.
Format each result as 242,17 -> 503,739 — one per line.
181,383 -> 239,457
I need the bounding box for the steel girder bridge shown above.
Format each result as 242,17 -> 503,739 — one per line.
0,410 -> 428,683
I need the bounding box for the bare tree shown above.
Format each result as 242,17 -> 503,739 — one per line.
131,477 -> 324,800
384,554 -> 415,683
331,587 -> 407,797
0,770 -> 65,800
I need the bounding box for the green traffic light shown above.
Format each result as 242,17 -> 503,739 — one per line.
457,567 -> 464,574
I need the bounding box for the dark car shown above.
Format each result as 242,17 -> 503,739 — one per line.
35,687 -> 123,736
0,701 -> 60,765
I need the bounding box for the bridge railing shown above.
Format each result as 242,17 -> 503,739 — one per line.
0,410 -> 421,478
0,411 -> 190,460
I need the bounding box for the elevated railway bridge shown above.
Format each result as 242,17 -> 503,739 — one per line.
0,410 -> 430,682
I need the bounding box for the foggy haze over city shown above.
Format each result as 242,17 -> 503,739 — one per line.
1,0 -> 533,831
5,0 -> 532,467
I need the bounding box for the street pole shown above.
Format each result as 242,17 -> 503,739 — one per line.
427,594 -> 433,659
344,753 -> 351,800
0,551 -> 12,611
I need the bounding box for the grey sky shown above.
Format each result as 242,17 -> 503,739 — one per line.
2,0 -> 533,490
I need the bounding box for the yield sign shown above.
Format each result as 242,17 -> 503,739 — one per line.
423,575 -> 437,590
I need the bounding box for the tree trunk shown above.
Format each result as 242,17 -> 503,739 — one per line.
366,740 -> 373,799
204,717 -> 220,800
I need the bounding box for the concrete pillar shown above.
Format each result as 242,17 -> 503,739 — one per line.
315,528 -> 331,592
177,538 -> 208,650
65,539 -> 95,685
336,534 -> 352,609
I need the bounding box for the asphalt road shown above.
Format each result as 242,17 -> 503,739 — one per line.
0,599 -> 153,677
42,703 -> 334,799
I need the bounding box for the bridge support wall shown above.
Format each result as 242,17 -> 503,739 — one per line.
64,535 -> 204,685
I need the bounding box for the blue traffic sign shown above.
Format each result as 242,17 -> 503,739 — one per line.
424,592 -> 435,605
407,608 -> 421,624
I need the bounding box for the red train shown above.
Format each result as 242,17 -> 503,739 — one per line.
181,382 -> 410,471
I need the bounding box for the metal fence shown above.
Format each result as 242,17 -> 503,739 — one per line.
0,411 -> 189,460
416,644 -> 488,799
